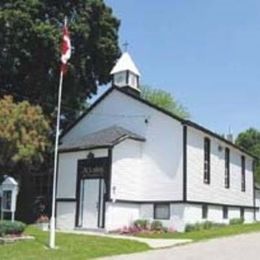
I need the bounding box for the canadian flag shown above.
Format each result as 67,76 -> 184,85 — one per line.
60,23 -> 71,74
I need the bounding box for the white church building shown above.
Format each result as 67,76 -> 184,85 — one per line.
56,52 -> 258,232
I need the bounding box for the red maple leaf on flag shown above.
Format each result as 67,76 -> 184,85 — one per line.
60,26 -> 71,74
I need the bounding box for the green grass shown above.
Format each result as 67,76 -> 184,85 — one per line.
137,222 -> 260,241
0,226 -> 149,260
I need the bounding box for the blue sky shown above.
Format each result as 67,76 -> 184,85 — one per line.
103,0 -> 260,137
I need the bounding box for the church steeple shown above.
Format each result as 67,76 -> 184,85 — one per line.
110,52 -> 141,95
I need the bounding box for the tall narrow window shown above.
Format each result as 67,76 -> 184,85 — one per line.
225,148 -> 230,188
241,156 -> 246,192
223,206 -> 228,219
204,138 -> 210,184
202,204 -> 208,219
240,207 -> 244,219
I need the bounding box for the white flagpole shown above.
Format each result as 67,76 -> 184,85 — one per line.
49,17 -> 67,249
49,69 -> 64,249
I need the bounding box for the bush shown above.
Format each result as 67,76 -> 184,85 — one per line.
185,223 -> 203,232
229,218 -> 244,225
133,219 -> 150,230
185,221 -> 226,232
151,220 -> 163,231
0,220 -> 26,237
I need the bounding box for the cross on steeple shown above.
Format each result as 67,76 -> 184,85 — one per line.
123,41 -> 129,52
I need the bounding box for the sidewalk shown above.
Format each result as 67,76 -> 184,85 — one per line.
58,229 -> 192,249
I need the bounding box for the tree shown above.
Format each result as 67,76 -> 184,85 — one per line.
235,128 -> 260,183
0,0 -> 120,127
140,85 -> 190,119
0,95 -> 50,174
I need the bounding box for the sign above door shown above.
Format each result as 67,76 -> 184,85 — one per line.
78,157 -> 109,179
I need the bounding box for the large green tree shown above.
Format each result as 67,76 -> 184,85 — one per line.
140,85 -> 190,119
0,0 -> 120,127
235,128 -> 260,183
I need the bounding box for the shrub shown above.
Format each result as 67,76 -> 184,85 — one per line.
229,218 -> 244,225
133,219 -> 149,230
202,221 -> 214,230
151,220 -> 163,231
185,221 -> 226,232
185,223 -> 203,232
0,220 -> 26,237
185,224 -> 194,232
116,220 -> 169,235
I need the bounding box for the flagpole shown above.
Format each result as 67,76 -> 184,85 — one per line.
49,69 -> 64,249
49,16 -> 68,249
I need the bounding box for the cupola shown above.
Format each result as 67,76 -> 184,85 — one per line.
110,52 -> 141,96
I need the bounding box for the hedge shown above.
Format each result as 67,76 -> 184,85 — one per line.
0,220 -> 26,237
185,221 -> 226,232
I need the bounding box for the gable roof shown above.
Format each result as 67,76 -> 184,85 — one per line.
61,86 -> 257,159
59,125 -> 145,153
60,86 -> 184,139
110,52 -> 141,76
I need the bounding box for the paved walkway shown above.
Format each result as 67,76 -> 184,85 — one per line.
99,232 -> 260,260
59,229 -> 191,249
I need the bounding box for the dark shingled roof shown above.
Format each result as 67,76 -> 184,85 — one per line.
59,125 -> 145,152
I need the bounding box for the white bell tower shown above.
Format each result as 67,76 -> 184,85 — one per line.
110,52 -> 141,95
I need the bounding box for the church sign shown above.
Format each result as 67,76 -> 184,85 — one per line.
78,157 -> 109,179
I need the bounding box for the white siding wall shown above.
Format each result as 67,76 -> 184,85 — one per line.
57,88 -> 256,231
57,149 -> 108,199
111,140 -> 143,200
122,203 -> 185,232
207,206 -> 225,223
255,190 -> 260,221
56,202 -> 76,230
105,202 -> 140,231
184,204 -> 254,225
229,207 -> 241,219
56,149 -> 108,229
186,127 -> 254,207
184,204 -> 202,224
244,209 -> 254,223
170,204 -> 186,231
139,204 -> 185,231
62,89 -> 184,201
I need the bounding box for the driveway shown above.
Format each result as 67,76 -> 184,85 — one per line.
100,232 -> 260,260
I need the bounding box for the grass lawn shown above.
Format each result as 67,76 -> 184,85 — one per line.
137,222 -> 260,241
0,226 -> 149,260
